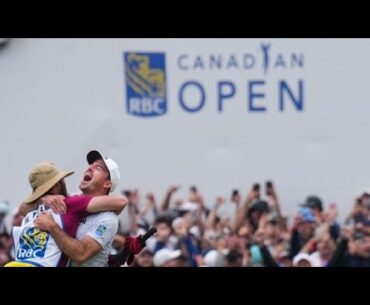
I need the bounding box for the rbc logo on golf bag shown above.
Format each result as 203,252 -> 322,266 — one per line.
124,52 -> 167,117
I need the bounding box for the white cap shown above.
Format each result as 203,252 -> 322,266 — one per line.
153,249 -> 182,267
292,253 -> 313,267
86,150 -> 121,192
203,250 -> 218,267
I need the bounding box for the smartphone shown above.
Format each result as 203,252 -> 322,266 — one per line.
266,181 -> 273,195
252,183 -> 260,192
190,186 -> 197,193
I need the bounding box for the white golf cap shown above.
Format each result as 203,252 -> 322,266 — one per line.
153,249 -> 182,267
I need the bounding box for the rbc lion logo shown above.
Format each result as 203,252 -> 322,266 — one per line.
17,226 -> 49,259
124,52 -> 167,117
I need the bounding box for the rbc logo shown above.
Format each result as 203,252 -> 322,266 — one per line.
124,52 -> 167,117
17,226 -> 49,259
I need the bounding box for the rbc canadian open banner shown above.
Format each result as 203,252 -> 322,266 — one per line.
0,39 -> 369,226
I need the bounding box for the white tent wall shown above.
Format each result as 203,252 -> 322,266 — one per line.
1,38 -> 369,229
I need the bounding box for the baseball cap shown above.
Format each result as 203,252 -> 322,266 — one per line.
203,250 -> 219,267
301,196 -> 323,211
86,150 -> 121,192
153,249 -> 182,267
292,253 -> 313,267
248,200 -> 270,215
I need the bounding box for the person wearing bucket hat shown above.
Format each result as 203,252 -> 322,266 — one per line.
22,162 -> 74,204
18,150 -> 128,267
7,159 -> 127,267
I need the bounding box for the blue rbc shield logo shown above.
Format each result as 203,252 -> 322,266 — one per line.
124,52 -> 167,117
17,226 -> 50,259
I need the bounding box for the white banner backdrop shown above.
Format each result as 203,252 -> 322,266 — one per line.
1,38 -> 370,228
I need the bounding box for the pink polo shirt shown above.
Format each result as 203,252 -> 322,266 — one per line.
58,195 -> 93,266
